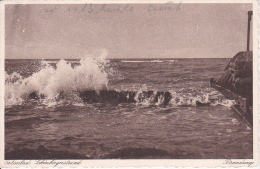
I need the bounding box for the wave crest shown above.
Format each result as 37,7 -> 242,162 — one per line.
5,53 -> 109,106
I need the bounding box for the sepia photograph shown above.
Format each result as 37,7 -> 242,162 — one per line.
1,0 -> 258,167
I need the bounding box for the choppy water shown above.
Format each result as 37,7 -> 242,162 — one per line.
5,55 -> 253,159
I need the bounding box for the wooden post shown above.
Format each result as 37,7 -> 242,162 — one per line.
247,11 -> 253,51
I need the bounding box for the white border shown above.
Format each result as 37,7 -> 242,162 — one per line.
0,0 -> 259,168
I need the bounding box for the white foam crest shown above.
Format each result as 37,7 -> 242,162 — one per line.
165,60 -> 176,62
155,95 -> 164,106
133,87 -> 214,107
121,60 -> 163,63
5,72 -> 26,106
121,60 -> 146,63
5,51 -> 109,106
39,91 -> 84,107
150,60 -> 163,63
207,90 -> 236,107
41,60 -> 80,66
169,91 -> 210,107
134,85 -> 148,104
168,88 -> 237,107
133,85 -> 161,106
215,99 -> 236,107
41,60 -> 59,65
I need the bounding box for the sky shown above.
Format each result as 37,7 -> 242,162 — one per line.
5,3 -> 253,59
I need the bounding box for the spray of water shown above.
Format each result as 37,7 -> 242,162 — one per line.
5,52 -> 235,108
5,51 -> 110,106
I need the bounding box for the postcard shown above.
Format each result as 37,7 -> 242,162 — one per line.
0,0 -> 258,168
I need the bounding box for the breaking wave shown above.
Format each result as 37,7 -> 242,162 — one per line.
5,76 -> 235,108
5,52 -> 110,106
131,87 -> 235,107
5,54 -> 234,108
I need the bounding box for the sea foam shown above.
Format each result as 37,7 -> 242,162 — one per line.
5,52 -> 109,106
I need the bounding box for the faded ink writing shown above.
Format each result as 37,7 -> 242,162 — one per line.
223,159 -> 254,167
39,3 -> 181,14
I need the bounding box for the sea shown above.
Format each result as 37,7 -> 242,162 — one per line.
4,55 -> 253,159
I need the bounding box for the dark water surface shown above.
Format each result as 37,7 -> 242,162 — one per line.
5,58 -> 253,159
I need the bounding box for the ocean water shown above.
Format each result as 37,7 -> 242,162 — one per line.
4,55 -> 253,159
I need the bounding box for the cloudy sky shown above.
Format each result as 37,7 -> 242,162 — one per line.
5,3 -> 252,59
